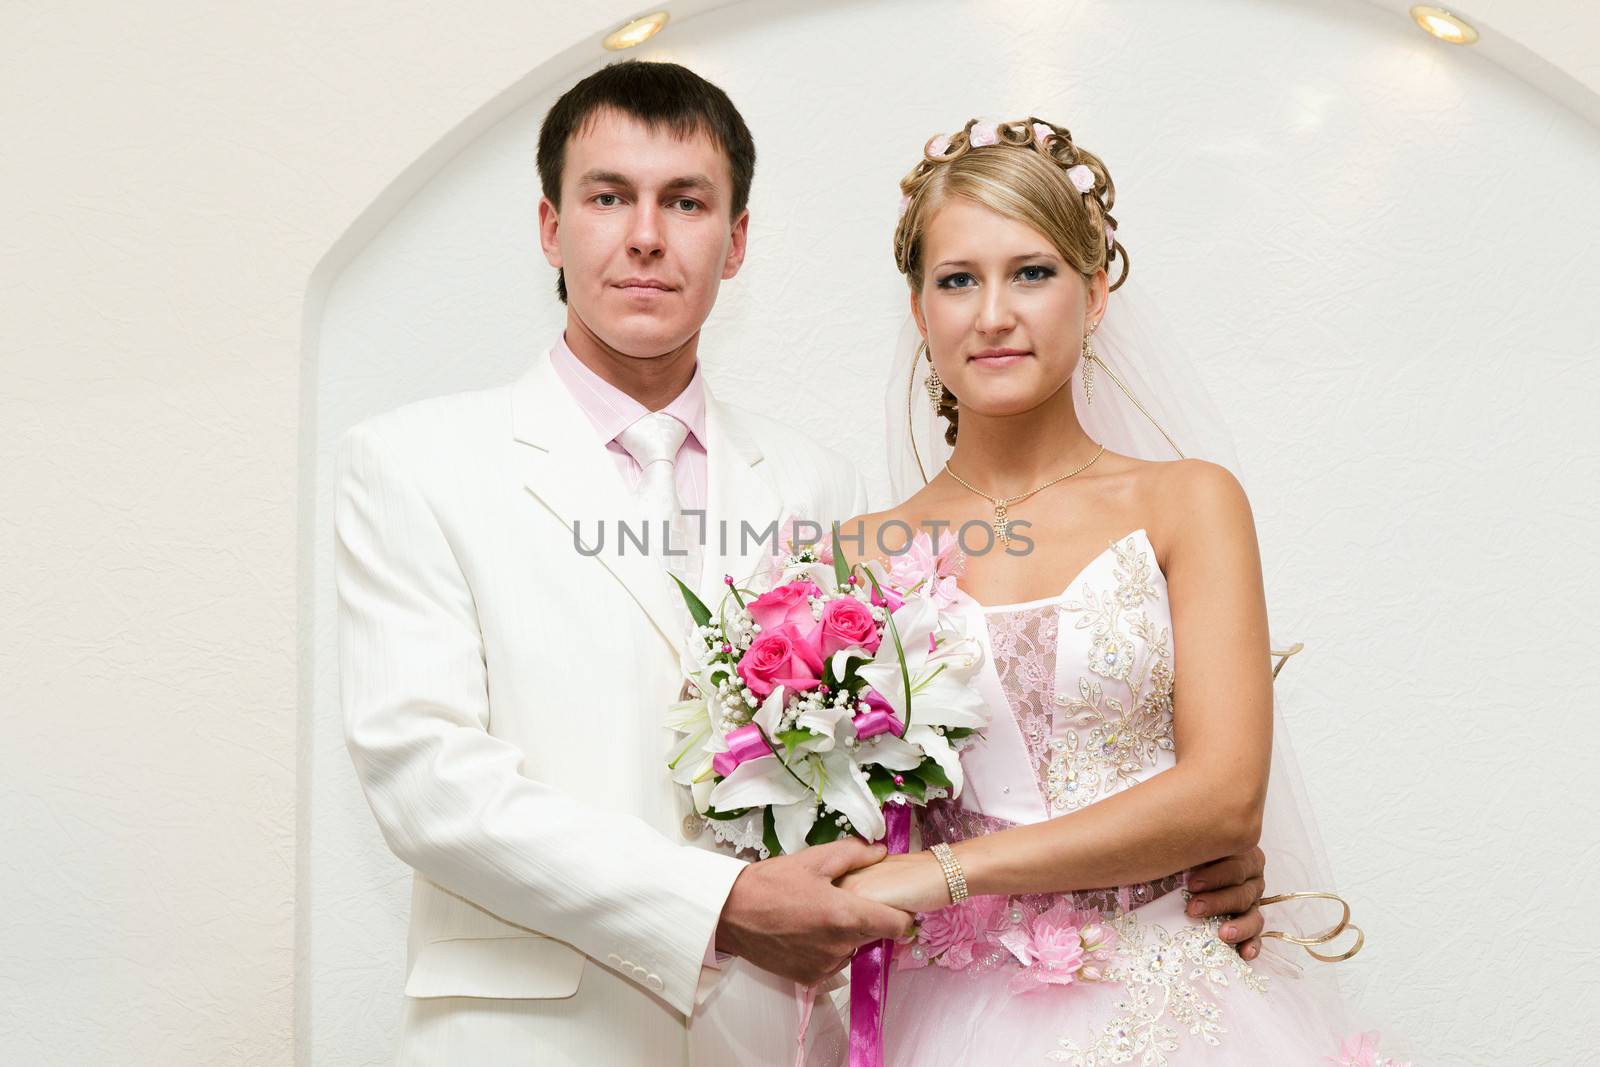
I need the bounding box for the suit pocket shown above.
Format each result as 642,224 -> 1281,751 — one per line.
403,935 -> 585,1000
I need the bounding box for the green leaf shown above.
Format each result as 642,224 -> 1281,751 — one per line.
896,775 -> 926,801
833,653 -> 868,687
775,728 -> 812,757
762,806 -> 783,857
943,727 -> 975,742
863,569 -> 913,729
704,806 -> 750,821
916,758 -> 953,789
831,524 -> 849,588
672,574 -> 712,628
867,769 -> 896,805
806,817 -> 843,846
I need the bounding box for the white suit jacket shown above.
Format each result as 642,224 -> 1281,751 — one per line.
336,347 -> 866,1065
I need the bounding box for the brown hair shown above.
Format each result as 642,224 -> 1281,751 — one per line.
893,117 -> 1128,443
536,60 -> 757,303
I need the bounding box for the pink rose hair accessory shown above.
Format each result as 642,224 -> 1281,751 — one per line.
1065,164 -> 1095,193
967,120 -> 999,148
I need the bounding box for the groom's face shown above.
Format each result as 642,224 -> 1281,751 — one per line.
540,109 -> 749,358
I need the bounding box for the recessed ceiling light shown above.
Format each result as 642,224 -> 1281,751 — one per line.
1409,6 -> 1480,45
604,12 -> 670,51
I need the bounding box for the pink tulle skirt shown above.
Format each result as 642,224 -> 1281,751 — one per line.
876,890 -> 1351,1066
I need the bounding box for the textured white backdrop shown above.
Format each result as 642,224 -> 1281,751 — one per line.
5,0 -> 1597,1064
304,1 -> 1600,1064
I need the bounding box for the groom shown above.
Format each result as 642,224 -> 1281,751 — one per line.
336,60 -> 1270,1065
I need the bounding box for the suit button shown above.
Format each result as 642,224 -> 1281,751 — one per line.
645,973 -> 664,992
681,813 -> 704,839
607,953 -> 623,966
631,965 -> 649,981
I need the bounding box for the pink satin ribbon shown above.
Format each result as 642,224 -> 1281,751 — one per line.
848,802 -> 911,1066
852,708 -> 905,740
712,722 -> 773,777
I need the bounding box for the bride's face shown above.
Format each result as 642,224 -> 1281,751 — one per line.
913,197 -> 1106,420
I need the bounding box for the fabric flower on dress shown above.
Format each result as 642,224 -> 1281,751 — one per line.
996,901 -> 1114,994
1329,1031 -> 1412,1067
905,895 -> 1008,971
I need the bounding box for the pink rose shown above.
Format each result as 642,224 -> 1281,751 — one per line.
818,596 -> 881,658
747,580 -> 820,632
736,623 -> 823,698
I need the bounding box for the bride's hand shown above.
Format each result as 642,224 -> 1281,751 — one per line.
835,851 -> 952,916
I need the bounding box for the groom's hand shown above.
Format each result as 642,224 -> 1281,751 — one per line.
1187,846 -> 1267,961
715,839 -> 914,986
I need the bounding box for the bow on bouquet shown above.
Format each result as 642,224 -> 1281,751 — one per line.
666,527 -> 987,1066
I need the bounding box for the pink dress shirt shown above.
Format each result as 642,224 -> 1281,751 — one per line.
547,337 -> 708,511
548,336 -> 730,969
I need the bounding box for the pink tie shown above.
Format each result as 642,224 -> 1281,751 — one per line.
617,412 -> 699,587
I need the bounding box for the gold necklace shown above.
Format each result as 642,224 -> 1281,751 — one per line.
944,444 -> 1106,546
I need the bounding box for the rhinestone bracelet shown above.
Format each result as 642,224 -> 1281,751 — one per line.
929,842 -> 969,904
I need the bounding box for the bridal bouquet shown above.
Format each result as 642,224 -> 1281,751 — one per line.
665,526 -> 987,1064
665,526 -> 987,858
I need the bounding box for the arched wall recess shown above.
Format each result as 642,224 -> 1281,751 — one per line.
297,3 -> 1600,1063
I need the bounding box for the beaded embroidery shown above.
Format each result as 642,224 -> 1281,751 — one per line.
1049,535 -> 1175,813
1047,909 -> 1269,1066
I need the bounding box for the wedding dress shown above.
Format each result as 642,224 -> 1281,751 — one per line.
879,529 -> 1357,1064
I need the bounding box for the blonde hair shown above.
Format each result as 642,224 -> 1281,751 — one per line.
893,117 -> 1127,442
894,117 -> 1126,292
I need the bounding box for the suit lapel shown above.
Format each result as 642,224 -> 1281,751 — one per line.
511,350 -> 685,650
697,395 -> 783,607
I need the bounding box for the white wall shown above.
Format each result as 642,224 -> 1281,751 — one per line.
6,1 -> 1598,1064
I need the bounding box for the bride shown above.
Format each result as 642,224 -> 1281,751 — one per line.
833,117 -> 1400,1065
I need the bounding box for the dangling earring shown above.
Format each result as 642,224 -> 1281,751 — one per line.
921,341 -> 944,411
1082,325 -> 1097,405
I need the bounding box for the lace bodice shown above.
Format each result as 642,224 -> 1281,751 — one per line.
921,530 -> 1181,908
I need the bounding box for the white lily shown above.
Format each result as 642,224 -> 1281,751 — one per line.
854,598 -> 988,797
706,721 -> 886,852
708,751 -> 816,853
856,599 -> 986,727
666,697 -> 713,783
793,697 -> 852,754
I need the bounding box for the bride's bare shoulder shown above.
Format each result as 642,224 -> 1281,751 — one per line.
1136,458 -> 1256,559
